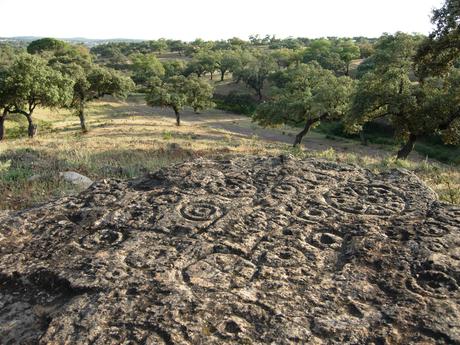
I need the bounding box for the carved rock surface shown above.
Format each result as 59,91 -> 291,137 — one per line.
0,156 -> 459,344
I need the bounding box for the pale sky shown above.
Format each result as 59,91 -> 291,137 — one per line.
0,0 -> 444,41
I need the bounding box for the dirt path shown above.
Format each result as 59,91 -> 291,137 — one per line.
137,104 -> 423,161
112,100 -> 423,161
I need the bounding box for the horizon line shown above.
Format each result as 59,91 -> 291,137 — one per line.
0,31 -> 429,43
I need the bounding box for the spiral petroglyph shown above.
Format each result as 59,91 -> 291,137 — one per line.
179,202 -> 223,221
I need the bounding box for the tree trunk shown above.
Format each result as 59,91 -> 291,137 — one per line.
78,107 -> 88,133
360,130 -> 368,146
220,70 -> 225,81
0,114 -> 5,141
26,115 -> 37,138
345,63 -> 350,76
257,88 -> 263,101
397,133 -> 417,160
293,118 -> 318,147
210,71 -> 213,80
174,108 -> 181,126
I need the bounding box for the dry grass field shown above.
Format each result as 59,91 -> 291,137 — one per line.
0,95 -> 459,211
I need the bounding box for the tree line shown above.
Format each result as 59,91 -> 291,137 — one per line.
0,0 -> 458,160
0,35 -> 366,139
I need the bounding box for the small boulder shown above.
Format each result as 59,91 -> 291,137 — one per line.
59,171 -> 93,189
27,174 -> 41,182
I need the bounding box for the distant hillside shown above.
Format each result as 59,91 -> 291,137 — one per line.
0,36 -> 144,47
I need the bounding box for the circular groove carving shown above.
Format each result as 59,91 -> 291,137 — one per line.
298,207 -> 329,224
180,202 -> 222,222
311,232 -> 343,250
325,183 -> 405,217
272,184 -> 298,196
407,269 -> 458,298
79,229 -> 124,250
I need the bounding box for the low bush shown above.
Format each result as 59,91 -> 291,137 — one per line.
214,91 -> 258,116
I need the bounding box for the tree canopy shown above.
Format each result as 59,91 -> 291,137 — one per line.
130,53 -> 165,87
0,54 -> 73,138
27,38 -> 69,55
215,50 -> 241,81
145,75 -> 214,126
186,75 -> 215,113
254,62 -> 355,146
302,39 -> 344,74
415,0 -> 460,77
347,32 -> 459,159
234,51 -> 277,100
186,50 -> 218,79
335,39 -> 361,75
162,59 -> 187,78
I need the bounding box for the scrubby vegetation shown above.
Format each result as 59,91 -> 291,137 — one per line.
0,0 -> 459,210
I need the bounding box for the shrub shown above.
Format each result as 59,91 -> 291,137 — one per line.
214,91 -> 258,116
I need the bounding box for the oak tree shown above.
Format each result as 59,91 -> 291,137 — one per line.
5,54 -> 73,138
145,76 -> 214,126
130,53 -> 165,87
415,0 -> 460,77
345,33 -> 456,159
234,51 -> 277,100
254,62 -> 355,146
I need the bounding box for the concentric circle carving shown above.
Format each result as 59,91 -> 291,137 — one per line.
150,192 -> 182,205
297,207 -> 328,224
324,183 -> 405,217
180,202 -> 222,222
311,232 -> 343,250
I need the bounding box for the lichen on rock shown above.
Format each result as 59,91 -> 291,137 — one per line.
0,155 -> 459,344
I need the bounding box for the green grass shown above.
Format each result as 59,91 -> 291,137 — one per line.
314,121 -> 460,165
0,98 -> 459,210
415,142 -> 460,165
5,113 -> 58,139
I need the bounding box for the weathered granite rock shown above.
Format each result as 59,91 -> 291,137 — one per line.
0,155 -> 459,344
59,171 -> 94,189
